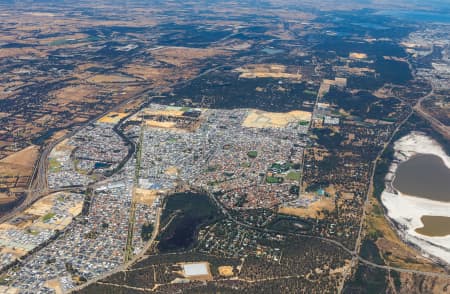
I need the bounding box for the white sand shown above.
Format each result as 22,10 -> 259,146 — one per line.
381,131 -> 450,264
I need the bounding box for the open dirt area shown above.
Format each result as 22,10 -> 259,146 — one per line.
43,279 -> 63,294
0,145 -> 39,205
97,112 -> 128,124
0,286 -> 19,294
150,47 -> 228,67
87,74 -> 140,84
142,107 -> 186,117
54,139 -> 76,153
124,64 -> 193,86
242,109 -> 311,128
235,64 -> 302,79
53,84 -> 99,105
279,197 -> 335,219
179,262 -> 213,281
218,266 -> 234,277
145,120 -> 177,129
134,188 -> 159,206
164,166 -> 179,176
349,52 -> 368,59
0,145 -> 39,176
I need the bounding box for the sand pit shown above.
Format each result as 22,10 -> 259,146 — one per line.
218,266 -> 234,277
242,109 -> 311,128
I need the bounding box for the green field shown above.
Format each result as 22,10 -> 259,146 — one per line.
266,176 -> 284,184
286,171 -> 301,181
303,89 -> 317,96
49,158 -> 62,172
42,213 -> 56,222
298,120 -> 310,126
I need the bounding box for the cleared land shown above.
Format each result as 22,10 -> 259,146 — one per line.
134,188 -> 159,206
242,109 -> 311,128
235,64 -> 302,79
97,112 -> 128,124
179,262 -> 213,281
0,145 -> 39,205
0,145 -> 39,177
150,47 -> 228,67
279,197 -> 335,219
218,266 -> 234,277
349,52 -> 368,59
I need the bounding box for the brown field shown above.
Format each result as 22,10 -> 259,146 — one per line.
134,188 -> 159,206
164,166 -> 179,176
145,120 -> 177,129
150,47 -> 228,67
98,112 -> 128,124
0,47 -> 47,59
124,64 -> 196,86
0,285 -> 20,294
0,145 -> 39,204
242,109 -> 311,128
279,197 -> 335,219
0,145 -> 39,170
53,84 -> 99,105
37,33 -> 89,45
54,139 -> 76,153
235,64 -> 302,80
43,279 -> 63,294
87,74 -> 140,84
46,130 -> 70,143
8,192 -> 82,230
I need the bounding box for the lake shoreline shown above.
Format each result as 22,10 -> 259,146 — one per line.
381,131 -> 450,265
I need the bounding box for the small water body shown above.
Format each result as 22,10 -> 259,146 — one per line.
393,154 -> 450,202
415,215 -> 450,237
